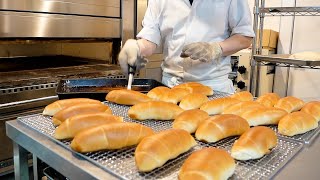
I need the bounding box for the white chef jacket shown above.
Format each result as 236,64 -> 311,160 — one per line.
137,0 -> 255,93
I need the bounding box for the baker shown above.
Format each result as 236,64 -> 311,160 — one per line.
118,0 -> 254,93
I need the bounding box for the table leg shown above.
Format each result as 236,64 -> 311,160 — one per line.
33,155 -> 38,180
13,142 -> 29,180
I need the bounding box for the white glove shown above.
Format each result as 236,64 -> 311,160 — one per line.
118,39 -> 148,76
180,42 -> 223,63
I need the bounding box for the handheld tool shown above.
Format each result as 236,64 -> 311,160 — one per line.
127,65 -> 136,90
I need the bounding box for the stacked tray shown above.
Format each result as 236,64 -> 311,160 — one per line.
17,91 -> 314,180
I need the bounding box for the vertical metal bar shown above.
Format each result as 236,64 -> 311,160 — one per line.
13,142 -> 29,180
33,155 -> 38,180
122,0 -> 137,44
249,0 -> 260,95
255,0 -> 266,97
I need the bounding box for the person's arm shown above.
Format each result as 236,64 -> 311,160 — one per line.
219,34 -> 252,56
137,39 -> 157,57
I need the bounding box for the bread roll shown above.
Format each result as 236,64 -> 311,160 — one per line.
135,129 -> 196,172
222,101 -> 264,116
274,96 -> 304,113
231,126 -> 277,161
106,89 -> 152,105
43,98 -> 101,116
230,91 -> 253,101
240,107 -> 288,126
173,82 -> 214,96
159,88 -> 190,104
179,93 -> 209,110
173,109 -> 209,133
70,123 -> 154,153
52,103 -> 112,126
256,93 -> 280,107
54,113 -> 123,140
179,148 -> 235,180
278,112 -> 318,136
301,101 -> 320,122
195,114 -> 250,143
200,97 -> 241,115
147,86 -> 170,100
128,101 -> 183,120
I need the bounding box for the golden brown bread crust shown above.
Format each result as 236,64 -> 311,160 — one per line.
178,148 -> 235,180
200,97 -> 241,115
43,98 -> 101,116
222,101 -> 264,116
135,129 -> 197,172
105,89 -> 152,105
147,86 -> 171,100
301,101 -> 320,122
173,109 -> 209,133
278,111 -> 318,136
173,82 -> 214,96
179,93 -> 209,110
195,114 -> 250,143
231,126 -> 277,161
128,101 -> 184,120
159,88 -> 190,104
274,96 -> 304,113
230,91 -> 253,101
256,93 -> 280,107
54,113 -> 123,140
240,107 -> 288,126
52,103 -> 112,126
70,123 -> 154,153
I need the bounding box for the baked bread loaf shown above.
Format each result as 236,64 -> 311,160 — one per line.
256,93 -> 280,107
173,109 -> 209,133
52,103 -> 112,126
289,51 -> 320,60
179,148 -> 235,180
200,97 -> 240,115
159,88 -> 190,104
43,98 -> 101,116
135,129 -> 196,172
54,113 -> 123,140
106,89 -> 152,105
195,114 -> 250,143
128,101 -> 183,120
147,86 -> 170,100
179,93 -> 209,110
70,123 -> 154,153
222,101 -> 264,116
274,96 -> 304,113
173,82 -> 214,96
240,107 -> 288,126
278,111 -> 318,136
301,101 -> 320,122
231,126 -> 277,161
230,91 -> 253,101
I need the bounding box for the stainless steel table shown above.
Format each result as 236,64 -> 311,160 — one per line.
6,119 -> 320,180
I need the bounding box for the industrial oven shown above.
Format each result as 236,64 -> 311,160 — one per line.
0,0 -> 142,177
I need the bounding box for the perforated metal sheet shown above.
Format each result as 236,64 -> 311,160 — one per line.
17,91 -> 305,180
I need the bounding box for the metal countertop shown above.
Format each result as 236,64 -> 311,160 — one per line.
6,119 -> 320,180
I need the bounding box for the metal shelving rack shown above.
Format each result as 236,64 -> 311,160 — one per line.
249,0 -> 320,96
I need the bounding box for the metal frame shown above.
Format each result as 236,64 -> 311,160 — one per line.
249,1 -> 320,97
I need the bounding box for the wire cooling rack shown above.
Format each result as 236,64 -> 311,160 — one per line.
17,91 -> 305,180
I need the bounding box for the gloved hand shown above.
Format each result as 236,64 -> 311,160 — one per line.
180,42 -> 223,63
118,39 -> 148,76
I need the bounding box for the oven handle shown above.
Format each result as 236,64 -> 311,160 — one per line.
0,96 -> 58,108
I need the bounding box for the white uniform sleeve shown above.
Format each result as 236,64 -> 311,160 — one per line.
228,0 -> 255,37
136,0 -> 162,46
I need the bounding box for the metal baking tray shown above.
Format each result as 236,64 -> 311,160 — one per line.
56,77 -> 165,101
17,91 -> 305,180
254,54 -> 320,67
